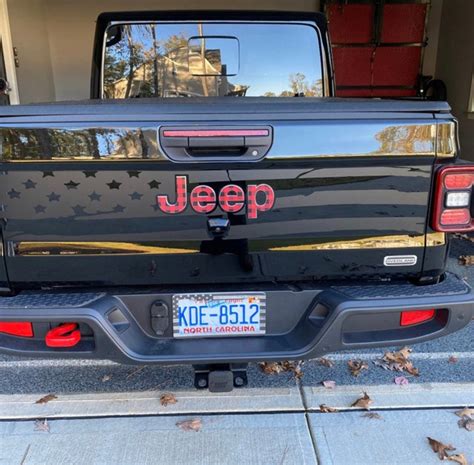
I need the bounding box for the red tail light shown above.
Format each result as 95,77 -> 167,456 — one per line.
432,165 -> 474,232
400,309 -> 435,326
0,322 -> 34,337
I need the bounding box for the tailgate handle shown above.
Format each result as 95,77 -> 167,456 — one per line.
160,127 -> 272,161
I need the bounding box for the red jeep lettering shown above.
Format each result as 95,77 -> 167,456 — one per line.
247,184 -> 275,220
156,175 -> 187,214
156,176 -> 275,219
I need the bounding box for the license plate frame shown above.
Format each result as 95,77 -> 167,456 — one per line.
172,292 -> 266,338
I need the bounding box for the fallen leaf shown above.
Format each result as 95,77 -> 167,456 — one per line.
351,392 -> 373,410
319,404 -> 339,413
397,346 -> 412,359
160,393 -> 177,407
348,359 -> 368,377
459,255 -> 474,266
322,380 -> 336,389
374,346 -> 419,376
457,417 -> 474,432
447,454 -> 468,465
259,361 -> 303,379
101,375 -> 112,383
35,394 -> 57,405
317,357 -> 334,368
394,376 -> 409,385
455,408 -> 474,418
448,356 -> 458,364
427,437 -> 456,460
453,233 -> 471,241
34,419 -> 50,432
176,418 -> 202,432
260,362 -> 284,375
361,412 -> 382,420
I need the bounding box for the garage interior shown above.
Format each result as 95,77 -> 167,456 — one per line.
1,0 -> 473,158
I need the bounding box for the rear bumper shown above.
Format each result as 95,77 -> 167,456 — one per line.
0,272 -> 472,364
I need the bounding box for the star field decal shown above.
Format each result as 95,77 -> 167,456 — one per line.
83,171 -> 98,178
150,204 -> 160,211
129,192 -> 143,200
34,205 -> 46,214
8,189 -> 21,199
113,204 -> 125,213
107,180 -> 122,190
88,191 -> 101,202
127,170 -> 141,178
42,171 -> 55,178
47,192 -> 61,202
23,179 -> 37,189
65,180 -> 80,190
71,205 -> 86,215
148,180 -> 161,189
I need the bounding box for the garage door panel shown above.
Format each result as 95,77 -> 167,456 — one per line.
373,47 -> 421,86
333,47 -> 374,86
381,4 -> 427,43
327,4 -> 375,44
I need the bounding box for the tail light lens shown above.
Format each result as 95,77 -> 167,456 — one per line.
400,309 -> 435,326
0,322 -> 34,337
432,165 -> 474,232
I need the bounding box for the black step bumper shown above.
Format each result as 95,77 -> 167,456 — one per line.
0,273 -> 472,364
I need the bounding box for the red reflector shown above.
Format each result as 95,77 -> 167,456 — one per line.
444,173 -> 474,189
440,208 -> 470,226
162,129 -> 269,138
0,322 -> 34,337
400,309 -> 435,326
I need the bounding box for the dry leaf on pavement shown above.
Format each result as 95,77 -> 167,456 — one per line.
457,417 -> 474,432
447,454 -> 468,465
317,357 -> 334,368
348,359 -> 368,377
259,361 -> 303,379
453,233 -> 472,241
459,255 -> 474,266
427,437 -> 456,460
319,404 -> 339,413
361,412 -> 382,420
373,346 -> 419,376
351,392 -> 373,410
160,393 -> 177,407
34,419 -> 50,432
322,380 -> 336,389
176,418 -> 202,432
455,408 -> 474,418
35,394 -> 57,405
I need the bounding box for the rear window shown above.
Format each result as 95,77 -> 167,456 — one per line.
102,22 -> 324,98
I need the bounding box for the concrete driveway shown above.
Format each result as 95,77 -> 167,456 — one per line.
0,238 -> 473,464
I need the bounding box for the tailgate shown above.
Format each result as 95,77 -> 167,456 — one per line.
0,99 -> 453,288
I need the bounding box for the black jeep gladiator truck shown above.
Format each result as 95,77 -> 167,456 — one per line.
0,11 -> 472,391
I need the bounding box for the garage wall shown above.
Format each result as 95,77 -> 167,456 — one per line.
8,0 -> 320,103
7,0 -> 55,103
435,0 -> 474,160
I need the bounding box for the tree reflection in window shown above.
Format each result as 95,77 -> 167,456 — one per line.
103,23 -> 324,98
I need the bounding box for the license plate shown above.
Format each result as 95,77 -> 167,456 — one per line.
173,292 -> 266,338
